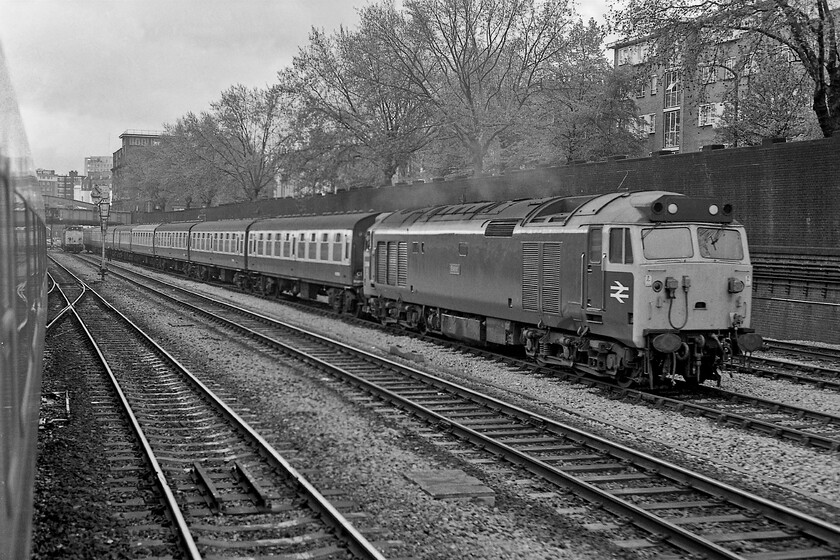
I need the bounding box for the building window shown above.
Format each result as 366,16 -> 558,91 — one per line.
642,113 -> 656,135
664,110 -> 680,149
699,64 -> 716,84
721,57 -> 736,80
698,103 -> 724,127
635,79 -> 646,98
650,74 -> 658,95
663,70 -> 681,109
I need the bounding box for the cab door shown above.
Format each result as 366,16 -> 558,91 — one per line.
586,227 -> 604,310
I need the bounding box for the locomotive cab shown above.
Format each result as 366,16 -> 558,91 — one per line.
581,195 -> 763,387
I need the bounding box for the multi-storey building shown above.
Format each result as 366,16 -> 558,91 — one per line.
111,129 -> 162,212
610,36 -> 754,154
55,170 -> 84,200
36,168 -> 58,198
84,156 -> 112,200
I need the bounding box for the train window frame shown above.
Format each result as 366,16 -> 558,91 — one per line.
697,227 -> 744,260
588,227 -> 603,264
332,233 -> 343,262
320,232 -> 330,260
298,232 -> 306,259
609,227 -> 634,264
641,226 -> 694,259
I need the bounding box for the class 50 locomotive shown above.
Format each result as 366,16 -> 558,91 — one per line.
364,191 -> 762,388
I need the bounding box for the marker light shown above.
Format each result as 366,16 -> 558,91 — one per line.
708,204 -> 719,215
728,277 -> 745,293
667,203 -> 679,214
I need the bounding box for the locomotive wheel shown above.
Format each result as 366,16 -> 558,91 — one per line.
615,369 -> 641,388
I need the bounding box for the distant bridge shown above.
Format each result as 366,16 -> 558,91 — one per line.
44,195 -> 130,226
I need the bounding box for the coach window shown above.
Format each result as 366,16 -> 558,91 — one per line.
283,233 -> 291,257
609,228 -> 633,264
333,233 -> 343,261
298,232 -> 306,258
320,233 -> 330,260
309,233 -> 317,259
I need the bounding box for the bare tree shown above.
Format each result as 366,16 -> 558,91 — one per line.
178,84 -> 289,201
365,0 -> 574,174
610,0 -> 840,137
283,21 -> 434,186
530,19 -> 645,163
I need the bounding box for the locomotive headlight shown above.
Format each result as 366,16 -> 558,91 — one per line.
708,204 -> 719,216
667,203 -> 679,214
728,277 -> 745,293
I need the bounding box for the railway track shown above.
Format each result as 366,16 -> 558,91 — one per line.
729,355 -> 840,391
79,255 -> 840,453
47,260 -> 87,331
48,259 -> 386,560
70,256 -> 840,559
764,339 -> 840,362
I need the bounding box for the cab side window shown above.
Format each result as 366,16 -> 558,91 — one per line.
609,227 -> 634,264
588,227 -> 602,264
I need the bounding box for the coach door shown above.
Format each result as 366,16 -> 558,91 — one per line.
586,226 -> 604,310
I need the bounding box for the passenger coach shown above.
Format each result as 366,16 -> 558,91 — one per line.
246,212 -> 378,311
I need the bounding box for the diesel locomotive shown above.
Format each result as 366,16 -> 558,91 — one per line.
84,190 -> 761,387
365,191 -> 762,387
62,225 -> 84,253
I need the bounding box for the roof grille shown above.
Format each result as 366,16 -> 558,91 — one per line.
484,220 -> 518,237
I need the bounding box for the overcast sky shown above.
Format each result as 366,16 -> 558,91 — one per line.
0,0 -> 608,175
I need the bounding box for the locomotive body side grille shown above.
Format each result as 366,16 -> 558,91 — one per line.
377,241 -> 408,287
541,242 -> 562,314
376,241 -> 387,284
387,241 -> 397,285
522,242 -> 540,311
397,242 -> 407,287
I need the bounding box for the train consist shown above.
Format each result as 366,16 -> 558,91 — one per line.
0,50 -> 48,559
62,225 -> 84,253
84,190 -> 762,387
